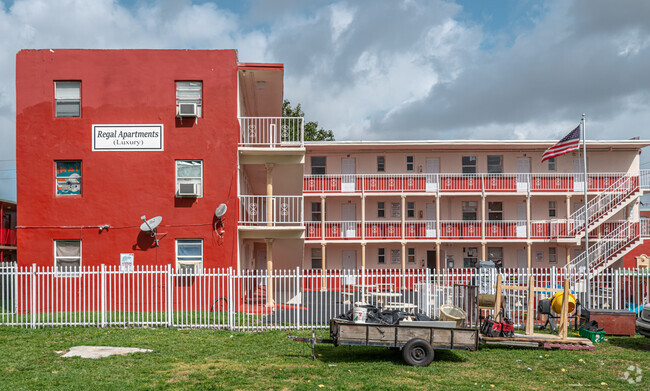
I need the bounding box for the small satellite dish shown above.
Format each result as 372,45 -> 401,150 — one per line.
215,204 -> 228,219
140,216 -> 162,232
140,215 -> 163,247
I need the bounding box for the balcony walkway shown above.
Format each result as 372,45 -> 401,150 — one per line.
304,172 -> 648,194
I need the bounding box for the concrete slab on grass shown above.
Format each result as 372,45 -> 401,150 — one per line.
61,346 -> 152,359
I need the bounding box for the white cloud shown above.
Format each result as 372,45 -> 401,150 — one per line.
0,0 -> 271,200
1,0 -> 650,201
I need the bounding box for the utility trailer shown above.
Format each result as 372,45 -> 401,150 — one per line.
289,318 -> 479,366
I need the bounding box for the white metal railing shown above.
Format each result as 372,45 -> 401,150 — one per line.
365,221 -> 402,239
239,195 -> 303,226
303,172 -> 628,193
484,220 -> 527,239
565,221 -> 640,275
239,117 -> 304,147
1,266 -> 649,330
642,219 -> 650,237
404,221 -> 437,239
568,175 -> 638,236
641,169 -> 650,189
439,220 -> 481,239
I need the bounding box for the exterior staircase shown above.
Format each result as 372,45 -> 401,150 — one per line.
561,173 -> 645,289
566,175 -> 639,239
565,221 -> 641,290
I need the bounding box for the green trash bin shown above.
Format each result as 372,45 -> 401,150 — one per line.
579,327 -> 605,343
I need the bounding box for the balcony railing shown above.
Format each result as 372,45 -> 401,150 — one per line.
1,228 -> 16,247
303,219 -> 581,240
304,172 -> 629,194
239,117 -> 304,147
641,169 -> 650,189
642,219 -> 650,237
239,196 -> 303,226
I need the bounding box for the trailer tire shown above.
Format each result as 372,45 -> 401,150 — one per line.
402,338 -> 434,366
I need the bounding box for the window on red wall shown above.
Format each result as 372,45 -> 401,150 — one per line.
55,240 -> 81,276
55,161 -> 82,196
176,81 -> 202,117
54,81 -> 81,117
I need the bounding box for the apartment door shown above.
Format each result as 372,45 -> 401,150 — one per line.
255,250 -> 267,287
426,202 -> 437,237
341,158 -> 356,192
427,250 -> 437,270
341,203 -> 357,238
517,250 -> 527,269
516,203 -> 526,237
573,158 -> 585,192
341,250 -> 357,285
426,158 -> 440,192
516,158 -> 531,192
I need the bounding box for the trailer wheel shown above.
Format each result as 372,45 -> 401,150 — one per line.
402,338 -> 434,366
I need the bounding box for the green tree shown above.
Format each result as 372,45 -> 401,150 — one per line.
283,99 -> 335,141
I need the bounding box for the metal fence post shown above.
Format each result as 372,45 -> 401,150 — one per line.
30,263 -> 36,329
227,267 -> 234,331
614,268 -> 620,310
425,268 -> 431,318
295,267 -> 301,330
101,264 -> 107,327
166,264 -> 173,327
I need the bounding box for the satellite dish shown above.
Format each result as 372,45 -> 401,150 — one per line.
140,216 -> 162,232
140,215 -> 163,247
215,204 -> 228,219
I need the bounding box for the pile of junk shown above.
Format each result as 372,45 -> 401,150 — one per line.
338,303 -> 469,328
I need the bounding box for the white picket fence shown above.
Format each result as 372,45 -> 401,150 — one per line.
0,265 -> 648,331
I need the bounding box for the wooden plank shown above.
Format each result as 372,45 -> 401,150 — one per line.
392,327 -> 429,344
452,329 -> 478,347
481,334 -> 593,346
525,276 -> 535,335
367,326 -> 398,343
493,274 -> 503,322
558,279 -> 569,340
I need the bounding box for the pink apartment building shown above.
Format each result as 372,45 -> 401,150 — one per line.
238,137 -> 650,275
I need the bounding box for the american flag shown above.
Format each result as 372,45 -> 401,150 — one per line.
541,125 -> 581,162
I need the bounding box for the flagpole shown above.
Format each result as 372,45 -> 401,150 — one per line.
582,113 -> 590,307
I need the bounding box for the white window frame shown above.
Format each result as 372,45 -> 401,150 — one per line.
311,156 -> 326,175
462,201 -> 478,221
549,201 -> 557,217
406,156 -> 414,172
487,155 -> 503,174
462,156 -> 477,174
407,202 -> 415,218
548,157 -> 557,171
488,201 -> 503,221
549,247 -> 557,264
54,81 -> 81,118
407,248 -> 416,264
175,239 -> 203,274
54,240 -> 82,277
176,81 -> 202,117
378,248 -> 385,264
311,248 -> 322,269
175,160 -> 203,197
377,202 -> 385,218
377,156 -> 385,172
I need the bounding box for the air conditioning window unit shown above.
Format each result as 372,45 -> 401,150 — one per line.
177,103 -> 198,117
177,182 -> 199,197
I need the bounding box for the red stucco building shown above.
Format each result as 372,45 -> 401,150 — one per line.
16,49 -> 284,272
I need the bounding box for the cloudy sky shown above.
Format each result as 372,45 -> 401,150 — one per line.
1,0 -> 650,201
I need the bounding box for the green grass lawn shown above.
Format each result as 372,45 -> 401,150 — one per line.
0,326 -> 648,390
